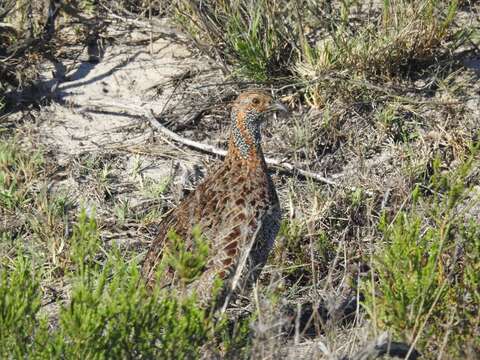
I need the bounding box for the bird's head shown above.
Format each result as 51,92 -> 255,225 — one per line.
229,90 -> 287,160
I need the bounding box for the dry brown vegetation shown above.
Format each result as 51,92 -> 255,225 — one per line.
1,0 -> 479,359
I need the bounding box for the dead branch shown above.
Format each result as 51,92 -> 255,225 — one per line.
75,99 -> 371,194
146,109 -> 372,194
147,109 -> 228,157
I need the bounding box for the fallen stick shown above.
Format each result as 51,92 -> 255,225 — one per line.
79,99 -> 370,193
146,109 -> 372,194
147,109 -> 228,157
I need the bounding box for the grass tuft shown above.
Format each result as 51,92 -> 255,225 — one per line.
174,0 -> 295,81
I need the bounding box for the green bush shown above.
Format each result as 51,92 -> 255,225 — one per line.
0,211 -> 216,359
174,0 -> 295,81
163,225 -> 210,286
363,144 -> 480,356
173,0 -> 462,94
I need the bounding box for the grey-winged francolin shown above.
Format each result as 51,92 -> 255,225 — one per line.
141,90 -> 286,309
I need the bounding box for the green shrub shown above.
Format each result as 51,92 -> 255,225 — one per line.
173,0 -> 463,96
163,225 -> 210,285
297,0 -> 461,106
363,143 -> 480,356
53,211 -> 213,359
299,0 -> 459,76
0,211 -> 218,359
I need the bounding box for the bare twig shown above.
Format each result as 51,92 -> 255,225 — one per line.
147,109 -> 228,157
264,154 -> 338,187
78,99 -> 370,193
146,109 -> 372,194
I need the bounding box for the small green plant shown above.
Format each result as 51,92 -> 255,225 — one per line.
0,255 -> 43,357
114,198 -> 130,225
375,103 -> 398,128
274,219 -> 312,283
350,188 -> 364,208
223,0 -> 282,81
316,230 -> 334,262
0,139 -> 44,210
374,103 -> 420,143
69,208 -> 101,278
97,163 -> 114,198
219,312 -> 254,358
141,176 -> 171,199
163,225 -> 210,285
141,206 -> 164,225
81,0 -> 96,14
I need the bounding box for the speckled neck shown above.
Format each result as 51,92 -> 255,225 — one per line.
229,109 -> 263,160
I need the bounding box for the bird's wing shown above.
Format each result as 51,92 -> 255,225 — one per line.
141,161 -> 279,300
140,163 -> 231,287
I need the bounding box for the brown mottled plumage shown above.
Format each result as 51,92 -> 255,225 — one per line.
141,90 -> 285,308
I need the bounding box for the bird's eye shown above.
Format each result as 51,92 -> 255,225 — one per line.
252,97 -> 260,105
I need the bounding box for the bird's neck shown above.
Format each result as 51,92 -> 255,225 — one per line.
227,112 -> 265,168
227,136 -> 264,166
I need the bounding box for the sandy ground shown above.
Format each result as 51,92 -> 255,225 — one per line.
28,19 -> 232,218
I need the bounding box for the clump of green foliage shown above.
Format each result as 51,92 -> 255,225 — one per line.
274,219 -> 312,284
0,256 -> 43,356
297,0 -> 462,106
299,0 -> 460,77
0,210 -> 214,359
163,225 -> 210,285
363,143 -> 480,357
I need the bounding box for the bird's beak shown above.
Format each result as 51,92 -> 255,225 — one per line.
268,101 -> 289,113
